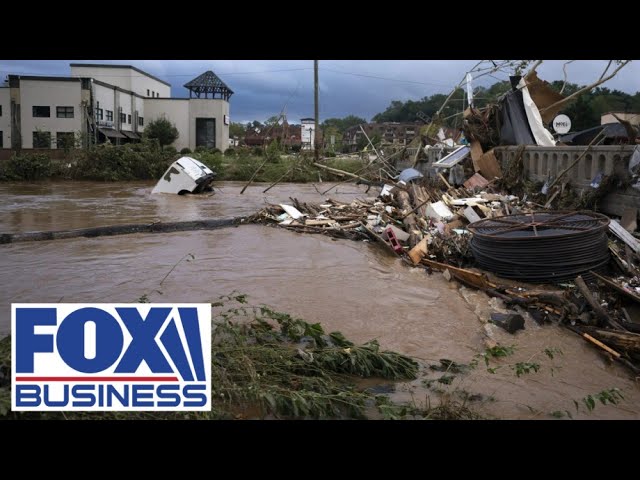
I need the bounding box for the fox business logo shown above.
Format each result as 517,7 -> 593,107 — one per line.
11,304 -> 211,411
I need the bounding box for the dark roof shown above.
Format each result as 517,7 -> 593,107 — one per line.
184,71 -> 233,94
300,118 -> 315,122
8,75 -> 80,82
602,111 -> 640,116
559,122 -> 639,145
69,63 -> 171,87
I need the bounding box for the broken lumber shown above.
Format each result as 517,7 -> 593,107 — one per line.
591,270 -> 640,306
609,220 -> 640,256
408,237 -> 429,264
419,258 -> 491,290
476,150 -> 502,180
575,275 -> 621,329
396,189 -> 420,247
312,162 -> 373,184
577,326 -> 640,356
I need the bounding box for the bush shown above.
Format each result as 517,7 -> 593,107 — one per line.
191,150 -> 224,176
265,140 -> 281,163
164,146 -> 178,155
0,153 -> 52,180
325,151 -> 337,158
74,143 -> 175,181
224,148 -> 236,157
252,147 -> 264,156
290,145 -> 301,153
180,147 -> 192,155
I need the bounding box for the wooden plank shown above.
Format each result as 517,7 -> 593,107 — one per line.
591,270 -> 640,306
470,140 -> 484,171
575,275 -> 624,330
304,219 -> 334,226
438,172 -> 452,190
463,172 -> 489,190
609,219 -> 640,255
419,258 -> 491,290
408,237 -> 429,264
475,150 -> 502,179
582,333 -> 621,358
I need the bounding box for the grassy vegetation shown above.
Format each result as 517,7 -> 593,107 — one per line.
0,294 -> 419,420
0,143 -> 366,184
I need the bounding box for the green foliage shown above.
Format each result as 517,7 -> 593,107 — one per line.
544,347 -> 563,360
210,296 -> 418,419
321,115 -> 367,133
74,141 -> 176,181
224,148 -> 236,157
511,362 -> 541,377
0,153 -> 52,180
229,122 -> 246,138
580,388 -> 624,412
180,147 -> 192,155
479,345 -> 516,367
265,140 -> 281,163
144,116 -> 179,149
191,150 -> 224,176
372,78 -> 640,130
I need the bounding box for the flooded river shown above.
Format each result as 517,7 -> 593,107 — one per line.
1,181 -> 638,419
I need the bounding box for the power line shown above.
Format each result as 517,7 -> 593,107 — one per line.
321,67 -> 452,87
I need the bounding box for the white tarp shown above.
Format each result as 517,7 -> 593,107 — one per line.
518,78 -> 556,147
466,73 -> 474,107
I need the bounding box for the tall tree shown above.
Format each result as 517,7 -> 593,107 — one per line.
145,116 -> 179,150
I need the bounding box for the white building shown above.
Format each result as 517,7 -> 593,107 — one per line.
300,117 -> 315,151
0,63 -> 233,152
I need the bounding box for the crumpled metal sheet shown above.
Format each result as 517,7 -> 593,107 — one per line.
398,168 -> 424,183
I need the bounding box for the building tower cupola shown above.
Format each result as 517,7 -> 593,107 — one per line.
184,71 -> 233,100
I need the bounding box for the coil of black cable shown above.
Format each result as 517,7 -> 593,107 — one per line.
467,211 -> 610,283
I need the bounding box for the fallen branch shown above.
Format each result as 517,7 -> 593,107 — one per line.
546,131 -> 605,191
313,162 -> 376,184
540,60 -> 631,115
240,157 -> 270,194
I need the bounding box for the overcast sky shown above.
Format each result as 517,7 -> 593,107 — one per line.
1,60 -> 638,124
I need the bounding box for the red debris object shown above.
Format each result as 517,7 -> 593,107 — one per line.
385,227 -> 404,254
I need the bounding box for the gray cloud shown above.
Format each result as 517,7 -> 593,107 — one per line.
1,60 -> 638,124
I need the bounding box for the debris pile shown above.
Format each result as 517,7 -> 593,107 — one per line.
249,160 -> 640,376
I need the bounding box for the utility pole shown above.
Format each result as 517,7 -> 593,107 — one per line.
314,59 -> 319,162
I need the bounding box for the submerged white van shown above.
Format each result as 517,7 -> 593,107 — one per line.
152,157 -> 216,195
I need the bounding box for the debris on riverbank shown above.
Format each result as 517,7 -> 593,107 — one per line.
247,148 -> 640,377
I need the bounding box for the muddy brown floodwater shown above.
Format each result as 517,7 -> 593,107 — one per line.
1,180 -> 639,419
